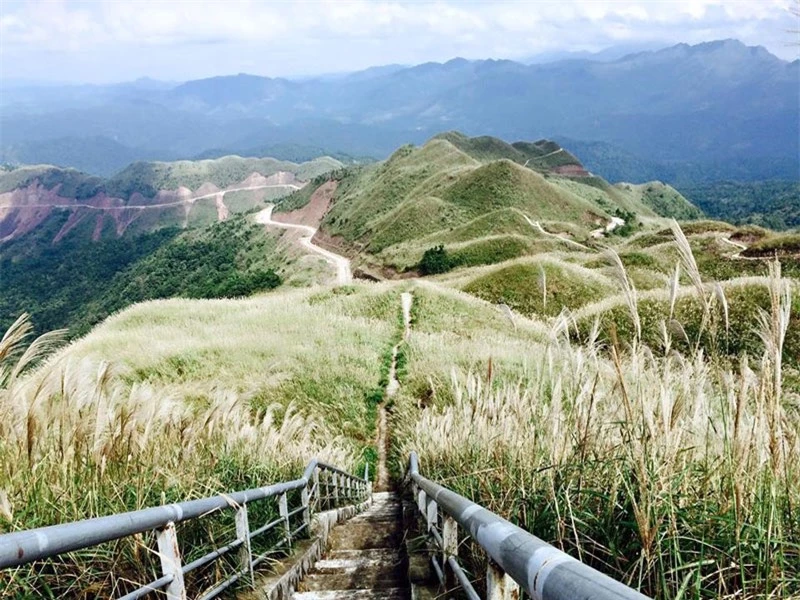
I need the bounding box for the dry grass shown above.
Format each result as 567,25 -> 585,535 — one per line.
0,287 -> 398,596
396,230 -> 800,599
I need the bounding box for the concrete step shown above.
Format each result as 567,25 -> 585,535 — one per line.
292,589 -> 408,600
290,492 -> 410,599
315,548 -> 404,573
329,521 -> 403,550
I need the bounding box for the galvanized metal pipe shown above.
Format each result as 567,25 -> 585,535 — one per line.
408,452 -> 650,600
0,459 -> 366,570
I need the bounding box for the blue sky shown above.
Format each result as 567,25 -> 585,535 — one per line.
1,0 -> 797,83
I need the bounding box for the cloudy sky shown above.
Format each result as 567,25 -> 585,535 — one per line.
1,0 -> 797,83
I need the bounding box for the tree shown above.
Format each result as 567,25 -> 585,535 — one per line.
419,245 -> 453,275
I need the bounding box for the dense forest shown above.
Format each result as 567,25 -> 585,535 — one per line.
0,214 -> 281,338
679,180 -> 800,230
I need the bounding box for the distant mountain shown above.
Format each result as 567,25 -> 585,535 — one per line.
1,40 -> 796,183
523,42 -> 669,64
556,138 -> 800,185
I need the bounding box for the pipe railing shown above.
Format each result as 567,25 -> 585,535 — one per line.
0,459 -> 369,599
407,452 -> 650,600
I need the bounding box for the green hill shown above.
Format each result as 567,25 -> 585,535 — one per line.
0,155 -> 342,201
286,133 -> 700,272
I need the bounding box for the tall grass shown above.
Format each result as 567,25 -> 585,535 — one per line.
0,288 -> 397,596
397,231 -> 799,599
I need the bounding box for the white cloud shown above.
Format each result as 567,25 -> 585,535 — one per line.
0,0 -> 795,82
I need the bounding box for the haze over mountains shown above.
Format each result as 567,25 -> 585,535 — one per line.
2,39 -> 797,183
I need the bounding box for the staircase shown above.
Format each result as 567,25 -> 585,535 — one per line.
292,492 -> 409,599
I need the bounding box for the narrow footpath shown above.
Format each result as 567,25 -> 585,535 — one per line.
375,292 -> 413,492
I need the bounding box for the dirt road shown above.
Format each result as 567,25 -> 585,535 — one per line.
255,205 -> 353,285
0,184 -> 302,212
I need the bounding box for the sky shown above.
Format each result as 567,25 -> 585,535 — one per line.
1,0 -> 798,84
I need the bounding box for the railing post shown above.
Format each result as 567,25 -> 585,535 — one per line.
426,498 -> 438,533
442,514 -> 458,590
333,473 -> 340,506
279,492 -> 291,548
157,522 -> 186,600
313,467 -> 320,511
235,503 -> 254,586
418,488 -> 426,516
486,558 -> 520,600
301,483 -> 311,531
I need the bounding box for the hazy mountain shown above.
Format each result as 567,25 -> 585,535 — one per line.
1,40 -> 796,182
522,42 -> 669,64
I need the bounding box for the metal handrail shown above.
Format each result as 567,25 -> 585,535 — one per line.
0,458 -> 369,599
407,451 -> 650,600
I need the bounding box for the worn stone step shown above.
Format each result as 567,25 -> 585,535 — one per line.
299,569 -> 406,591
292,589 -> 408,600
329,521 -> 403,550
315,548 -> 403,573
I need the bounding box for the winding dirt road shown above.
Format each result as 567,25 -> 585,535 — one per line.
0,184 -> 302,212
255,204 -> 353,285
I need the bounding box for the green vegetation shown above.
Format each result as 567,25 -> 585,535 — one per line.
0,212 -> 179,337
462,259 -> 614,317
104,219 -> 281,303
680,180 -> 800,230
0,165 -> 102,198
0,215 -> 285,338
322,134 -> 698,272
419,245 -> 453,275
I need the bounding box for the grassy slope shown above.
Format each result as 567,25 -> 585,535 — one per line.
321,134 -> 697,271
0,284 -> 399,596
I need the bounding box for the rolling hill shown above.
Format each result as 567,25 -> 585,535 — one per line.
277,133 -> 700,274
3,127 -> 800,600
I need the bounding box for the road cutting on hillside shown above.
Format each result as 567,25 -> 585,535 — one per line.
255,204 -> 353,285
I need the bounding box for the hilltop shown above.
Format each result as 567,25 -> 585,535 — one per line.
276,133 -> 700,275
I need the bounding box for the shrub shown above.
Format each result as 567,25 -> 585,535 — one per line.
419,245 -> 454,275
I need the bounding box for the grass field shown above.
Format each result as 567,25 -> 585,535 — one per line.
2,135 -> 799,599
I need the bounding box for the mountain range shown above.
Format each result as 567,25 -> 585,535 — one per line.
2,39 -> 797,183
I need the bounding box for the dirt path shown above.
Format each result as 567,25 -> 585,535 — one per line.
591,216 -> 625,238
524,214 -> 591,251
255,204 -> 353,285
375,292 -> 413,491
717,235 -> 768,261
